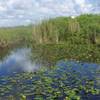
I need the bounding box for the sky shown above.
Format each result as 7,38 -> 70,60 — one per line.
0,0 -> 100,27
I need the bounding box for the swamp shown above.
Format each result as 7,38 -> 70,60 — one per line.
0,2 -> 100,100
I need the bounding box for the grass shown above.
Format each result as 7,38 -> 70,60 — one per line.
0,15 -> 100,63
0,26 -> 33,48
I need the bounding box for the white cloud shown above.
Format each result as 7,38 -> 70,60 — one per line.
0,2 -> 7,11
0,0 -> 100,27
75,0 -> 85,5
0,6 -> 6,11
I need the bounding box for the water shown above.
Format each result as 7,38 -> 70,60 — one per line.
0,48 -> 100,99
0,48 -> 41,76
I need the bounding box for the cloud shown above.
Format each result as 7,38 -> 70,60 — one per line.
0,48 -> 41,75
75,0 -> 85,5
0,2 -> 7,11
0,6 -> 7,11
0,0 -> 100,27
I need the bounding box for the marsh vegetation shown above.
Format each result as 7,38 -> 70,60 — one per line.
0,14 -> 100,99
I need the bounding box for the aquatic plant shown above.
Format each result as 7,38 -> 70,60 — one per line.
0,61 -> 100,100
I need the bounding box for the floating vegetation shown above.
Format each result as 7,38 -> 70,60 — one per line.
0,60 -> 100,100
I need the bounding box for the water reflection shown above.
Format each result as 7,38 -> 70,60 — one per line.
0,48 -> 40,76
0,48 -> 100,99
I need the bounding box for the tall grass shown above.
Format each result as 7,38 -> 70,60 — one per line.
32,14 -> 100,45
0,14 -> 100,46
0,26 -> 33,47
0,14 -> 100,63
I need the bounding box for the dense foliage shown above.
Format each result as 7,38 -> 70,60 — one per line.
0,14 -> 100,63
33,14 -> 100,45
0,14 -> 100,45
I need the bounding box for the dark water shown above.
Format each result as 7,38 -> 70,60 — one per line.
0,48 -> 100,99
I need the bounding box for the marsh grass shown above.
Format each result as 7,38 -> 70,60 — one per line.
0,14 -> 100,63
0,26 -> 33,48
